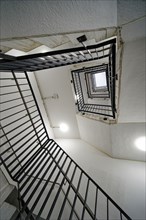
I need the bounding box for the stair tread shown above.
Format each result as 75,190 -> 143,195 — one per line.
0,202 -> 18,220
0,185 -> 15,207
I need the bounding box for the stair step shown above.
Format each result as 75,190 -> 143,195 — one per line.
0,184 -> 15,207
0,202 -> 18,220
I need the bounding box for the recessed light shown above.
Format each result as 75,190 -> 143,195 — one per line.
60,123 -> 69,132
135,136 -> 146,151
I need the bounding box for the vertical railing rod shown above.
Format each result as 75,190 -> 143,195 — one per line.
111,43 -> 116,118
69,171 -> 83,220
81,179 -> 90,220
27,154 -> 68,220
46,160 -> 73,219
12,71 -> 43,146
19,141 -> 57,190
94,188 -> 98,220
0,123 -> 23,172
1,122 -> 43,157
107,198 -> 109,220
6,130 -> 45,167
57,165 -> 77,220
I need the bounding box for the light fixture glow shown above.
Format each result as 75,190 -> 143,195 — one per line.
74,94 -> 79,101
60,123 -> 69,132
135,136 -> 146,151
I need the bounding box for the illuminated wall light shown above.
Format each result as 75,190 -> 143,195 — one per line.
59,123 -> 69,132
74,94 -> 79,101
40,57 -> 46,60
135,136 -> 146,151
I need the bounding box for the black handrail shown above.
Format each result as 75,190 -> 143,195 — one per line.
0,71 -> 131,220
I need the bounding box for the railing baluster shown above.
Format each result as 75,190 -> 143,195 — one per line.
94,187 -> 98,220
57,165 -> 77,220
69,171 -> 83,220
81,178 -> 90,220
107,198 -> 109,220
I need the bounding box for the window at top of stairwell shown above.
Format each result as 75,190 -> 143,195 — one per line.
92,71 -> 107,91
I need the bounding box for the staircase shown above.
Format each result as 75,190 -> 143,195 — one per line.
0,70 -> 132,219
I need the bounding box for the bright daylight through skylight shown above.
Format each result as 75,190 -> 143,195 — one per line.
94,72 -> 107,88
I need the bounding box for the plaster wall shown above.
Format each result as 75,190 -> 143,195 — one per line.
111,122 -> 146,162
0,0 -> 117,39
76,115 -> 112,156
118,38 -> 146,123
56,138 -> 146,220
35,66 -> 80,139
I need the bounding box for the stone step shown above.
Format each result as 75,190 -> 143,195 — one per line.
0,202 -> 18,220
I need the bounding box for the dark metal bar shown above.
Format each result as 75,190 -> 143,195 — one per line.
81,179 -> 90,220
13,139 -> 49,180
0,90 -> 20,96
0,105 -> 34,121
0,124 -> 23,171
69,171 -> 83,220
46,160 -> 73,219
20,198 -> 35,220
0,102 -> 24,113
1,114 -> 29,129
0,118 -> 41,147
0,114 -> 39,139
107,198 -> 109,220
57,165 -> 77,220
0,39 -> 116,65
61,186 -> 80,220
49,140 -> 132,220
94,188 -> 98,220
0,96 -> 24,104
18,140 -> 56,185
120,212 -> 123,220
1,122 -> 43,157
111,43 -> 116,118
12,71 -> 43,147
5,129 -> 45,167
24,152 -> 67,219
7,131 -> 46,170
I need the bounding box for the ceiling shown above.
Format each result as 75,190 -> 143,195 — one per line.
0,0 -> 145,161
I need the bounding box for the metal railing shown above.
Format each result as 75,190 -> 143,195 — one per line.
0,71 -> 131,220
71,40 -> 116,119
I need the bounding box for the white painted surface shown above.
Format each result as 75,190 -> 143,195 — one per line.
118,38 -> 146,123
0,0 -> 117,38
0,202 -> 18,220
76,115 -> 112,156
56,139 -> 146,220
117,0 -> 146,25
35,66 -> 80,139
111,123 -> 146,161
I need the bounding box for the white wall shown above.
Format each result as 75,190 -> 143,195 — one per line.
35,66 -> 80,139
111,123 -> 146,161
56,138 -> 146,220
118,38 -> 146,123
0,0 -> 117,38
76,114 -> 112,156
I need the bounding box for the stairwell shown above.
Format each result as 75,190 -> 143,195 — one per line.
0,67 -> 132,219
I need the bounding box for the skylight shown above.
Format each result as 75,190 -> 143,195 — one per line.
94,72 -> 107,88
